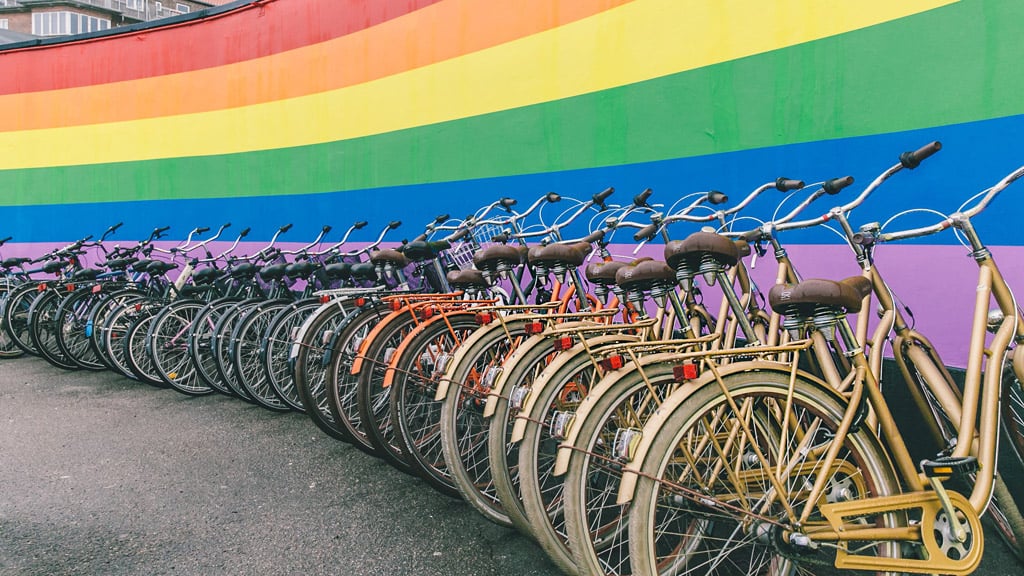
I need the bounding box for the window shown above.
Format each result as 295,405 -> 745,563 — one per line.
32,11 -> 110,36
125,0 -> 142,9
0,19 -> 7,30
176,3 -> 189,13
155,2 -> 162,15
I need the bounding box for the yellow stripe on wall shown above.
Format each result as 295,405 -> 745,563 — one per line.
0,0 -> 956,171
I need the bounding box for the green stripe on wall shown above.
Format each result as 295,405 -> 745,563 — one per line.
1,0 -> 1019,206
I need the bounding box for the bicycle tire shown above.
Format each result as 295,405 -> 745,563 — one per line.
262,298 -> 321,411
189,297 -> 245,396
3,282 -> 43,356
389,312 -> 480,495
232,298 -> 291,411
439,322 -> 530,528
212,299 -> 260,402
149,300 -> 213,395
88,288 -> 146,371
124,307 -> 166,387
626,370 -> 903,576
355,311 -> 420,474
54,287 -> 106,370
28,288 -> 77,370
0,283 -> 24,358
323,302 -> 391,449
293,299 -> 360,442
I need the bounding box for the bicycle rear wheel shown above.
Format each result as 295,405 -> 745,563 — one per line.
55,287 -> 105,370
3,282 -> 42,356
232,299 -> 291,411
29,288 -> 77,370
0,283 -> 24,358
262,298 -> 321,411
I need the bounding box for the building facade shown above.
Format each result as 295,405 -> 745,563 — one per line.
0,0 -> 216,37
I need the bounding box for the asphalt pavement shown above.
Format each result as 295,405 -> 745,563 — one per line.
0,356 -> 1021,575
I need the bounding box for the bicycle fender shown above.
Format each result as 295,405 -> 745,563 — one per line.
433,315 -> 537,402
616,361 -> 830,505
509,332 -> 642,441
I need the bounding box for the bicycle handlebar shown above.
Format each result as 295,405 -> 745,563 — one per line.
861,165 -> 1024,244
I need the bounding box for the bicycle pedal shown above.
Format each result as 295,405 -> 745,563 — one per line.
920,455 -> 978,479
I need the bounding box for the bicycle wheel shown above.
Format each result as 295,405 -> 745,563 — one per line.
149,300 -> 212,395
124,307 -> 166,387
3,282 -> 42,356
355,311 -> 420,473
212,299 -> 260,401
439,322 -> 530,527
88,288 -> 145,370
189,297 -> 244,396
544,356 -> 681,575
491,330 -> 638,546
262,298 -> 321,411
390,312 -> 480,496
102,301 -> 147,380
0,283 -> 24,358
232,299 -> 291,411
294,299 -> 361,441
29,288 -> 77,370
323,303 -> 391,449
55,287 -> 105,370
627,370 -> 901,576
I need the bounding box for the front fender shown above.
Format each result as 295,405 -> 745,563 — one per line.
616,362 -> 829,505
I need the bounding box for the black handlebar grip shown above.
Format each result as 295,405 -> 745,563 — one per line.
593,187 -> 614,206
633,223 -> 659,242
449,228 -> 471,242
491,232 -> 510,244
822,176 -> 855,195
580,229 -> 606,244
900,141 -> 942,170
240,227 -> 251,238
354,221 -> 368,229
222,222 -> 232,229
279,223 -> 293,233
196,227 -> 210,234
775,177 -> 805,192
707,190 -> 729,205
412,232 -> 429,243
322,225 -> 332,234
156,226 -> 171,234
82,235 -> 94,243
545,192 -> 561,203
434,214 -> 449,223
111,222 -> 124,232
500,197 -> 517,208
633,188 -> 653,207
0,236 -> 11,244
388,221 -> 402,230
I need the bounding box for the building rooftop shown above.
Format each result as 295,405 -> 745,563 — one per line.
0,28 -> 38,44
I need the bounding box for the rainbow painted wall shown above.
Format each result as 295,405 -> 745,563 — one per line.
1,0 -> 1022,363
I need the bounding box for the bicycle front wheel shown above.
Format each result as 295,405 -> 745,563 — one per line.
628,370 -> 901,576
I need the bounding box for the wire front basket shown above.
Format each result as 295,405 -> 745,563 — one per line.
447,222 -> 504,270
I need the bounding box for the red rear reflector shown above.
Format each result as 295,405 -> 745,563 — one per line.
37,283 -> 46,292
524,321 -> 544,335
320,295 -> 331,304
65,284 -> 76,292
389,300 -> 402,311
599,355 -> 625,371
420,307 -> 434,320
92,284 -> 102,294
135,303 -> 143,312
355,297 -> 366,307
475,312 -> 494,325
673,362 -> 699,382
553,336 -> 574,351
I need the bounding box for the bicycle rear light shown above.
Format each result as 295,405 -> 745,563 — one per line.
673,362 -> 699,382
552,336 -> 574,351
599,354 -> 625,371
475,312 -> 494,325
523,321 -> 544,335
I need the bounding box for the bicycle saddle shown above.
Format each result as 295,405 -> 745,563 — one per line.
664,232 -> 740,271
584,261 -> 628,286
369,248 -> 410,268
285,261 -> 316,279
768,276 -> 872,315
104,257 -> 138,271
614,259 -> 676,293
473,244 -> 524,271
527,242 -> 591,268
259,263 -> 289,281
192,267 -> 221,285
403,240 -> 450,262
446,268 -> 488,289
72,268 -> 100,281
324,262 -> 353,280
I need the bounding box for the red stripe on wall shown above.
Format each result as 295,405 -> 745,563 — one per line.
0,0 -> 442,95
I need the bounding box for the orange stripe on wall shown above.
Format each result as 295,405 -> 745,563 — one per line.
0,0 -> 631,132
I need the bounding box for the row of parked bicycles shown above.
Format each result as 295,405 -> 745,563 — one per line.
2,142 -> 1023,575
